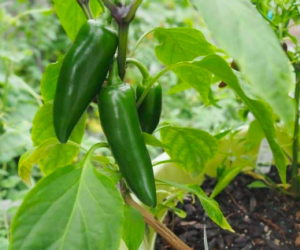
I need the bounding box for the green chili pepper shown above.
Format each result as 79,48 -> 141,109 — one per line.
126,58 -> 162,134
136,81 -> 162,134
98,61 -> 157,207
54,20 -> 118,143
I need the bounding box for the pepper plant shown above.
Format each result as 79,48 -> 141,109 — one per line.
252,0 -> 300,197
206,0 -> 300,200
7,0 -> 297,250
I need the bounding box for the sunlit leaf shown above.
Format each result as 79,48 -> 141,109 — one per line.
154,28 -> 215,64
122,205 -> 145,250
40,56 -> 64,103
192,54 -> 287,184
30,103 -> 86,175
168,82 -> 191,95
157,179 -> 234,232
214,129 -> 232,141
53,0 -> 102,41
142,132 -> 166,148
154,27 -> 214,103
160,126 -> 218,176
171,207 -> 187,218
210,166 -> 244,198
19,138 -> 59,185
194,0 -> 295,133
247,180 -> 270,189
164,55 -> 287,183
246,120 -> 265,150
11,155 -> 124,250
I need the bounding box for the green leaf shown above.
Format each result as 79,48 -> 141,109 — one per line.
154,27 -> 214,103
142,132 -> 166,148
0,129 -> 32,164
174,65 -> 212,104
30,103 -> 86,175
0,49 -> 26,62
0,75 -> 38,163
171,207 -> 187,219
247,180 -> 270,189
98,168 -> 122,185
122,205 -> 145,250
19,138 -> 60,185
0,169 -> 8,176
1,176 -> 21,189
11,150 -> 124,250
187,184 -> 234,232
246,120 -> 265,150
160,126 -> 218,176
168,55 -> 287,183
40,56 -> 64,103
154,28 -> 215,64
53,0 -> 102,41
157,179 -> 234,232
214,129 -> 232,141
168,82 -> 191,95
93,155 -> 111,165
194,0 -> 295,133
0,238 -> 8,250
210,166 -> 244,198
191,54 -> 287,184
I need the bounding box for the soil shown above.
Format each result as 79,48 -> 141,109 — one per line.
155,167 -> 300,250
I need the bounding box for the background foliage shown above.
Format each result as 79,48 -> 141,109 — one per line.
1,0 -> 299,249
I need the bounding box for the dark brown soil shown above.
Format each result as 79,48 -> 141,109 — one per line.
156,168 -> 300,250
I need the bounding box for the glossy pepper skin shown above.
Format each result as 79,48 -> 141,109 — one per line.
98,63 -> 157,207
54,20 -> 118,143
136,82 -> 162,134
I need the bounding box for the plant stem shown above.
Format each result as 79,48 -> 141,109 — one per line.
126,58 -> 149,80
126,196 -> 193,250
136,61 -> 198,107
85,5 -> 94,19
129,28 -> 156,57
86,142 -> 110,161
98,0 -> 116,13
118,23 -> 129,79
152,159 -> 181,167
102,0 -> 144,79
255,0 -> 278,29
76,0 -> 94,19
125,0 -> 143,23
292,65 -> 300,196
96,0 -> 105,12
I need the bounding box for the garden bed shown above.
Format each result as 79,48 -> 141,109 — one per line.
156,168 -> 300,250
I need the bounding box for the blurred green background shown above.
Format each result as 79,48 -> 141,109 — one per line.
0,0 -> 246,247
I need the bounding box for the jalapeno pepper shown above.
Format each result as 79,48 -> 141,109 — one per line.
54,20 -> 118,143
98,61 -> 157,207
136,81 -> 162,134
126,59 -> 162,134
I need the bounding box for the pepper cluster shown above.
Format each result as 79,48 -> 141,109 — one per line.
53,20 -> 162,207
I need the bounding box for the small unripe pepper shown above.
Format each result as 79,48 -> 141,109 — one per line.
136,80 -> 162,134
126,58 -> 162,134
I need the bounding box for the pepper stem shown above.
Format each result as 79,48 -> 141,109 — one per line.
292,64 -> 300,196
126,58 -> 150,84
108,59 -> 123,86
86,142 -> 110,161
118,23 -> 129,80
77,0 -> 94,20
